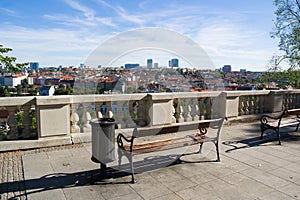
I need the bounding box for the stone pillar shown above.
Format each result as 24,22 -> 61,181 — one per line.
265,91 -> 284,113
36,96 -> 70,138
223,92 -> 239,118
146,94 -> 174,126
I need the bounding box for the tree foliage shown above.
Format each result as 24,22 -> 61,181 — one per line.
271,0 -> 300,68
0,44 -> 28,73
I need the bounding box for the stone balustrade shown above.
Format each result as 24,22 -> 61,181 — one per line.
0,89 -> 300,141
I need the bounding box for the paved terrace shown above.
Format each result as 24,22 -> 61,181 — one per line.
1,122 -> 300,200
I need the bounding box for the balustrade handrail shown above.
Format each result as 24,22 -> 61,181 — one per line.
0,90 -> 300,141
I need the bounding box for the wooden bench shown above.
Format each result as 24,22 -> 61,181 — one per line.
117,118 -> 226,183
260,108 -> 300,145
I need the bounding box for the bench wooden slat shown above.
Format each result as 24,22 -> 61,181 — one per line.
123,134 -> 206,154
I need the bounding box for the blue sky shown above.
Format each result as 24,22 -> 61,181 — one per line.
0,0 -> 279,71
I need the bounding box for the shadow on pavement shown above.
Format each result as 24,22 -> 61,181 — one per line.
0,153 -> 215,198
223,127 -> 300,153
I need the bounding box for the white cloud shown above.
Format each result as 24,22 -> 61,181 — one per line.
44,0 -> 116,27
0,25 -> 109,66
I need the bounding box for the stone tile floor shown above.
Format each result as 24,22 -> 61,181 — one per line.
1,122 -> 300,200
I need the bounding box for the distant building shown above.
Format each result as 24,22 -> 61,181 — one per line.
39,85 -> 55,96
222,65 -> 231,72
147,59 -> 153,68
169,58 -> 179,67
125,64 -> 139,69
240,69 -> 247,73
154,63 -> 158,68
30,62 -> 39,71
0,74 -> 27,87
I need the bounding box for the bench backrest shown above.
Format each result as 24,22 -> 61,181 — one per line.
132,118 -> 225,139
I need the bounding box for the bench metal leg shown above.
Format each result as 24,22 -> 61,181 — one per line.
198,143 -> 204,154
260,130 -> 264,140
296,124 -> 299,132
129,153 -> 135,183
276,128 -> 282,145
215,141 -> 220,162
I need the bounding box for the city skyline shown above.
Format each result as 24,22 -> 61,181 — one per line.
1,0 -> 279,71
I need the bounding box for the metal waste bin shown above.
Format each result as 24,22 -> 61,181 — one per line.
91,118 -> 116,164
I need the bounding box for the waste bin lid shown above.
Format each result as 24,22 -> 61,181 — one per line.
91,118 -> 115,125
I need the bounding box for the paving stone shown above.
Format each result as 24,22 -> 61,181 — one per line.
235,178 -> 274,197
108,192 -> 143,200
200,178 -> 232,192
160,177 -> 196,192
61,186 -> 105,200
239,167 -> 290,189
259,189 -> 296,200
188,172 -> 218,185
225,162 -> 251,173
215,185 -> 254,200
208,166 -> 235,178
148,167 -> 186,182
27,188 -> 66,200
277,183 -> 300,199
268,167 -> 300,183
176,185 -> 210,200
92,184 -> 137,200
170,162 -> 209,178
152,192 -> 183,200
282,162 -> 300,174
244,157 -> 279,172
132,181 -> 172,200
224,151 -> 254,163
220,172 -> 250,185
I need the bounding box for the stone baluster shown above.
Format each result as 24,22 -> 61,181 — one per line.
73,112 -> 80,133
282,95 -> 287,109
249,96 -> 254,114
296,94 -> 300,108
180,99 -> 186,122
70,104 -> 77,133
292,94 -> 297,109
94,103 -> 101,118
199,98 -> 205,120
253,96 -> 259,114
137,99 -> 147,126
259,95 -> 265,113
105,101 -> 112,118
285,94 -> 291,109
171,105 -> 176,123
205,97 -> 212,119
193,104 -> 200,121
22,105 -> 32,139
239,97 -> 244,116
82,103 -> 91,133
6,106 -> 18,140
185,99 -> 192,122
244,96 -> 249,115
126,100 -> 136,128
115,101 -> 124,128
178,105 -> 184,123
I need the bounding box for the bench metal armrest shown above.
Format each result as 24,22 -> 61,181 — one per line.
117,133 -> 135,151
260,109 -> 287,125
260,114 -> 280,124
